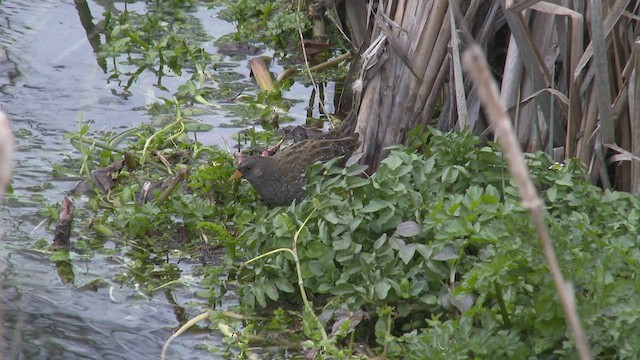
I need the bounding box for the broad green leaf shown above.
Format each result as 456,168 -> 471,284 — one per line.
398,243 -> 416,264
253,286 -> 266,308
306,241 -> 328,258
361,199 -> 388,213
331,283 -> 355,295
263,281 -> 279,301
375,279 -> 392,299
324,211 -> 339,224
309,260 -> 325,276
274,278 -> 295,293
332,236 -> 352,250
546,186 -> 558,202
382,155 -> 403,170
433,245 -> 458,261
416,244 -> 433,259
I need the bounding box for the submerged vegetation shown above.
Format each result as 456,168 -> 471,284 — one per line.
36,1 -> 640,359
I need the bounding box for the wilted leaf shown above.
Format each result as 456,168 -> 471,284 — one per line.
330,310 -> 368,337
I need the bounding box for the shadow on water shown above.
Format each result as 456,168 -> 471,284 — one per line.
0,1 -> 246,358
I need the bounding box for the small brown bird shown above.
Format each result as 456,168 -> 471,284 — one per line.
231,136 -> 359,206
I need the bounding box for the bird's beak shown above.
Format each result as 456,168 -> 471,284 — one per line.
229,170 -> 243,181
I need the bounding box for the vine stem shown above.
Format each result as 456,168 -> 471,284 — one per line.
242,208 -> 329,343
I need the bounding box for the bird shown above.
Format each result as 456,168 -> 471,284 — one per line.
231,136 -> 359,206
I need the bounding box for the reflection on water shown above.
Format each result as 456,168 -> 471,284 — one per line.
0,1 -> 229,358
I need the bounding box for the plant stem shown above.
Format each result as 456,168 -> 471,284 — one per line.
494,281 -> 511,328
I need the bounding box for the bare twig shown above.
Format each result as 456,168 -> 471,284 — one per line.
463,44 -> 592,360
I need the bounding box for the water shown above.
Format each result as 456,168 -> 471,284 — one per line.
0,1 -> 315,358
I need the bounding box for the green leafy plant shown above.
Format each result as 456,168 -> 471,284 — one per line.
232,128 -> 640,358
222,0 -> 312,52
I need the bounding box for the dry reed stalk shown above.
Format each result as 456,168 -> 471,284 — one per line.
463,44 -> 592,360
248,57 -> 276,92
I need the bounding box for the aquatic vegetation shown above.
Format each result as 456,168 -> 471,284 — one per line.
39,1 -> 640,359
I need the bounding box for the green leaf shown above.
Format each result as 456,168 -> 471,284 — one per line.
346,177 -> 370,189
374,233 -> 388,250
48,250 -> 70,262
306,241 -> 328,258
332,236 -> 352,250
546,186 -> 558,202
416,244 -> 433,259
263,281 -> 279,301
253,285 -> 266,308
331,283 -> 355,295
555,173 -> 574,186
362,199 -> 388,213
423,157 -> 435,173
309,260 -> 325,276
324,211 -> 339,224
375,279 -> 392,299
398,243 -> 416,264
274,278 -> 295,293
382,155 -> 403,170
433,245 -> 458,261
344,163 -> 369,176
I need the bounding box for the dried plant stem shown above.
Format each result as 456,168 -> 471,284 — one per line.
161,311 -> 210,360
462,44 -> 592,360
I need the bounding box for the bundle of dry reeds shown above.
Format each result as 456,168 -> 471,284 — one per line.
344,0 -> 640,192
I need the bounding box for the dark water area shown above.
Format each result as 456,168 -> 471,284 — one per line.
0,1 -> 307,358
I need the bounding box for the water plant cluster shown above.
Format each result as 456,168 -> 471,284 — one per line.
42,1 -> 640,358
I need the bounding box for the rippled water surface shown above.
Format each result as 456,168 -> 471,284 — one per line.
0,1 -> 303,358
